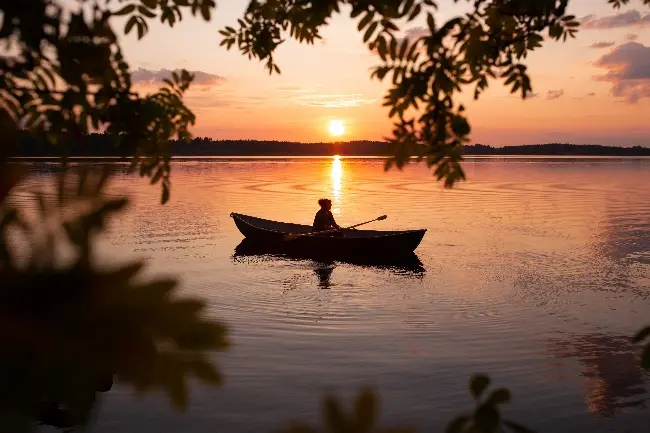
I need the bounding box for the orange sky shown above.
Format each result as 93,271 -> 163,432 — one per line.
119,0 -> 650,146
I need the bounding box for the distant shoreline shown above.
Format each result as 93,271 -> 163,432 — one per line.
10,133 -> 650,158
10,155 -> 650,162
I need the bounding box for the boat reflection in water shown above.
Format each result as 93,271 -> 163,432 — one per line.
232,238 -> 425,289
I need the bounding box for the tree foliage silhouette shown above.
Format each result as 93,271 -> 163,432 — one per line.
0,164 -> 228,431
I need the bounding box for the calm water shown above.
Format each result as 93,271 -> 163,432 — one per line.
15,157 -> 650,433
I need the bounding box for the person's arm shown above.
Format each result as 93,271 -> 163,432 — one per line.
328,212 -> 341,230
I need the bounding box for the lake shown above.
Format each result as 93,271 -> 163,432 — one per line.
15,157 -> 650,433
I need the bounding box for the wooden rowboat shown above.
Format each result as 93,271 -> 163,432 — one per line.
230,213 -> 426,257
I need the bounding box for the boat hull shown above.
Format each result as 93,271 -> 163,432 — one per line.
230,213 -> 426,257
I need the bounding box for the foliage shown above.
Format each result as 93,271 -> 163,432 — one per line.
2,0 -> 649,192
218,0 -> 650,186
276,376 -> 535,433
1,0 -> 198,203
278,388 -> 416,433
446,375 -> 533,433
0,163 -> 228,432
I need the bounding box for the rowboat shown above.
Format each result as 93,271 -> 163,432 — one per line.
230,213 -> 427,257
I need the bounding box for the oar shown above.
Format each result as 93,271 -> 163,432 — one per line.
283,215 -> 387,242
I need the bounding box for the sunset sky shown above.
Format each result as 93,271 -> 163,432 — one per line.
119,0 -> 650,146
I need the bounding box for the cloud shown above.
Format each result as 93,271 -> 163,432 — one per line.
291,93 -> 376,108
131,68 -> 225,86
403,26 -> 429,40
277,85 -> 305,92
593,42 -> 650,103
571,92 -> 597,100
590,41 -> 616,49
626,33 -> 639,41
547,89 -> 565,100
274,86 -> 375,108
369,26 -> 428,57
582,10 -> 650,29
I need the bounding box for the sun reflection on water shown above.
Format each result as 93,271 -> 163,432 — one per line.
331,155 -> 343,211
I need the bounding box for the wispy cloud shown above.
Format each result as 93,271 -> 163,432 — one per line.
593,42 -> 650,103
626,33 -> 639,41
275,85 -> 375,108
291,93 -> 376,108
582,10 -> 650,29
590,41 -> 616,49
131,68 -> 226,86
369,26 -> 428,57
547,89 -> 565,100
570,92 -> 597,100
403,26 -> 429,40
276,85 -> 308,92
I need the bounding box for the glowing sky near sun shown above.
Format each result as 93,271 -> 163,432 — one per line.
118,0 -> 650,145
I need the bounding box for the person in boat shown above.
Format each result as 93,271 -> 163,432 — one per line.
312,198 -> 342,233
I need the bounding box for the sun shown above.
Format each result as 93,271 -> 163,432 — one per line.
328,119 -> 345,137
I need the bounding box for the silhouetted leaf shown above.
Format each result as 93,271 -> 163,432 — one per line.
475,404 -> 500,433
358,11 -> 374,31
355,388 -> 377,432
633,326 -> 650,343
190,357 -> 222,386
162,183 -> 170,204
470,374 -> 490,399
138,5 -> 157,18
408,4 -> 422,21
324,396 -> 347,432
125,15 -> 138,34
363,21 -> 378,43
504,420 -> 536,433
642,345 -> 650,370
114,4 -> 136,16
489,388 -> 511,405
446,415 -> 470,433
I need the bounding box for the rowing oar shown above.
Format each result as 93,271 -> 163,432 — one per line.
283,215 -> 388,242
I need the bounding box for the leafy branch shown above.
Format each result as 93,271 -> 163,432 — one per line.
217,0 -> 645,187
0,165 -> 228,431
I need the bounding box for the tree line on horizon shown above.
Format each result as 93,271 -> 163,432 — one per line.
9,132 -> 650,158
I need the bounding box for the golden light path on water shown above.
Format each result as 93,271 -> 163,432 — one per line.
331,155 -> 343,211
